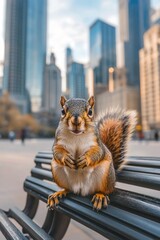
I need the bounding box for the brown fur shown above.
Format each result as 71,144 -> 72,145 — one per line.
97,110 -> 137,170
48,98 -> 136,210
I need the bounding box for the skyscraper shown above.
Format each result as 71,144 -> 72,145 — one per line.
66,47 -> 73,93
89,19 -> 116,88
3,0 -> 28,112
68,62 -> 86,99
43,53 -> 62,114
3,0 -> 47,113
66,48 -> 86,99
26,0 -> 47,112
118,0 -> 150,86
0,61 -> 3,96
140,25 -> 160,131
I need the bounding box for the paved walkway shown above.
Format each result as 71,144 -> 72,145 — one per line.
0,139 -> 160,239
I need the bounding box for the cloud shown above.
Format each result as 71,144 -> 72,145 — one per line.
101,0 -> 118,26
48,0 -> 119,91
152,0 -> 160,9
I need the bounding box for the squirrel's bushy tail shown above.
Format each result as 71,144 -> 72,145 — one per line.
97,109 -> 137,170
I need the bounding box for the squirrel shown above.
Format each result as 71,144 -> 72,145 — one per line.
47,96 -> 137,210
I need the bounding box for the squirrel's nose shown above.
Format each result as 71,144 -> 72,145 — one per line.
71,115 -> 81,126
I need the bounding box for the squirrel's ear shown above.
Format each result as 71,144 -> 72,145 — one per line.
60,96 -> 67,107
88,96 -> 95,107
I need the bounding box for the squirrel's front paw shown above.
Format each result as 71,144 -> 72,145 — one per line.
91,193 -> 110,210
63,154 -> 76,169
47,189 -> 68,210
77,155 -> 91,169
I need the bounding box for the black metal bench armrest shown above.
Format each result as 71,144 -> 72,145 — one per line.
0,210 -> 27,240
8,207 -> 53,240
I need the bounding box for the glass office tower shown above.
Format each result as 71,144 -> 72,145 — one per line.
118,0 -> 150,86
3,0 -> 47,112
3,0 -> 28,112
26,0 -> 47,112
68,62 -> 86,99
90,19 -> 116,87
66,47 -> 73,92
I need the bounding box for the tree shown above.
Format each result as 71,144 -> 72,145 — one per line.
0,92 -> 40,136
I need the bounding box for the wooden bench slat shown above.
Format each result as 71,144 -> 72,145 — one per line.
128,156 -> 160,160
31,167 -> 53,181
122,165 -> 160,174
34,158 -> 51,165
126,160 -> 160,167
37,151 -> 52,154
35,153 -> 52,159
111,190 -> 160,221
8,207 -> 52,240
117,171 -> 160,190
0,210 -> 27,240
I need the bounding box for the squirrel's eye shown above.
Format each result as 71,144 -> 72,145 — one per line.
61,109 -> 65,116
88,108 -> 93,117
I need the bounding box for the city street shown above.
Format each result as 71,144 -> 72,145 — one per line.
0,139 -> 160,239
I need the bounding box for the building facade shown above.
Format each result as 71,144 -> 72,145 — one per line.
43,53 -> 62,114
90,19 -> 116,89
66,48 -> 86,99
66,47 -> 73,93
85,63 -> 94,98
0,61 -> 3,95
139,25 -> 160,131
3,0 -> 47,113
117,0 -> 150,86
95,85 -> 140,118
3,0 -> 28,112
26,0 -> 47,112
68,62 -> 86,99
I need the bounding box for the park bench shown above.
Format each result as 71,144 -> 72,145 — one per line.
0,152 -> 160,240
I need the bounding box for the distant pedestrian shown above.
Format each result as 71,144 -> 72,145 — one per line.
8,131 -> 15,142
138,131 -> 144,141
20,128 -> 26,144
154,131 -> 159,141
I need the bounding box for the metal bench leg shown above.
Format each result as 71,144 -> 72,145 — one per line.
21,194 -> 39,235
23,194 -> 39,219
48,211 -> 70,240
42,209 -> 55,233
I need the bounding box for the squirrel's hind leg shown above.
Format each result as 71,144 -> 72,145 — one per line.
91,193 -> 110,210
47,189 -> 68,210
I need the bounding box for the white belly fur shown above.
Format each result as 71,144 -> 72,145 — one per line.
58,161 -> 108,196
64,166 -> 94,195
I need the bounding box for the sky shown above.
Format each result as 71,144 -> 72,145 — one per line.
0,0 -> 160,90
